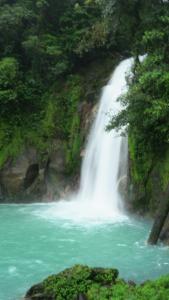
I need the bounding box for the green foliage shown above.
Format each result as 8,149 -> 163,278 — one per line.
65,113 -> 82,174
80,272 -> 169,300
42,75 -> 82,138
0,123 -> 23,167
0,57 -> 20,113
128,134 -> 153,183
23,34 -> 69,82
0,2 -> 34,57
0,0 -> 113,168
96,0 -> 162,52
28,265 -> 169,300
108,3 -> 169,189
42,265 -> 118,300
44,265 -> 92,299
41,75 -> 83,173
0,0 -> 167,180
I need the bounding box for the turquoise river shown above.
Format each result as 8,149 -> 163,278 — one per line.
1,203 -> 169,300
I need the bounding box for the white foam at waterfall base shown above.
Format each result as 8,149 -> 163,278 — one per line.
35,58 -> 135,225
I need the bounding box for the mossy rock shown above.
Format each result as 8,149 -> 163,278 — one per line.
25,265 -> 169,300
25,265 -> 118,300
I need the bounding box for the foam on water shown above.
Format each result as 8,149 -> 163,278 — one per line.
8,266 -> 17,275
33,200 -> 129,225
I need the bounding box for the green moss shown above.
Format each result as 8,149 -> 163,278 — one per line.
91,268 -> 118,285
128,133 -> 153,184
0,119 -> 48,167
0,124 -> 23,167
65,113 -> 82,174
87,284 -> 113,300
44,75 -> 83,174
43,266 -> 91,300
42,265 -> 118,300
42,98 -> 57,138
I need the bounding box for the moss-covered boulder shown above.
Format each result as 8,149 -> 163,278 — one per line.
25,265 -> 118,300
24,265 -> 169,300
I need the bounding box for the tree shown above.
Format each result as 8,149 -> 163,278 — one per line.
0,57 -> 21,117
108,3 -> 169,182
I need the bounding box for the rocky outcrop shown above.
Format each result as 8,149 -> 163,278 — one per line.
0,148 -> 47,202
45,102 -> 98,200
24,265 -> 118,300
44,139 -> 77,200
24,265 -> 169,300
0,101 -> 98,203
0,141 -> 75,202
0,56 -> 116,203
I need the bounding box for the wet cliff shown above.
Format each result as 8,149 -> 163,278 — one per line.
0,56 -> 118,203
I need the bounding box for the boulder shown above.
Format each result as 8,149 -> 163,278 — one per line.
24,265 -> 118,300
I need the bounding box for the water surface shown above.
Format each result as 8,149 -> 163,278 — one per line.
0,204 -> 169,300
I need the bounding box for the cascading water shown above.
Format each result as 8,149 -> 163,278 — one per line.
77,58 -> 134,214
38,57 -> 135,223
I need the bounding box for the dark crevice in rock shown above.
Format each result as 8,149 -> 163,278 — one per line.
23,164 -> 39,190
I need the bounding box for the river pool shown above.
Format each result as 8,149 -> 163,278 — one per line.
1,203 -> 169,300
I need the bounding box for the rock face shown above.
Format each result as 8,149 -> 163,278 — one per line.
0,148 -> 47,202
127,164 -> 160,215
0,142 -> 76,203
0,56 -> 118,203
0,103 -> 97,203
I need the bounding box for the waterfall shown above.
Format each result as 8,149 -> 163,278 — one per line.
42,58 -> 135,223
77,58 -> 134,213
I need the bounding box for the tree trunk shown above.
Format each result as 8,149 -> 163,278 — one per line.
148,198 -> 169,245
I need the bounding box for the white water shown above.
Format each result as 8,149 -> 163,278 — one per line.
77,58 -> 134,211
37,58 -> 135,223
